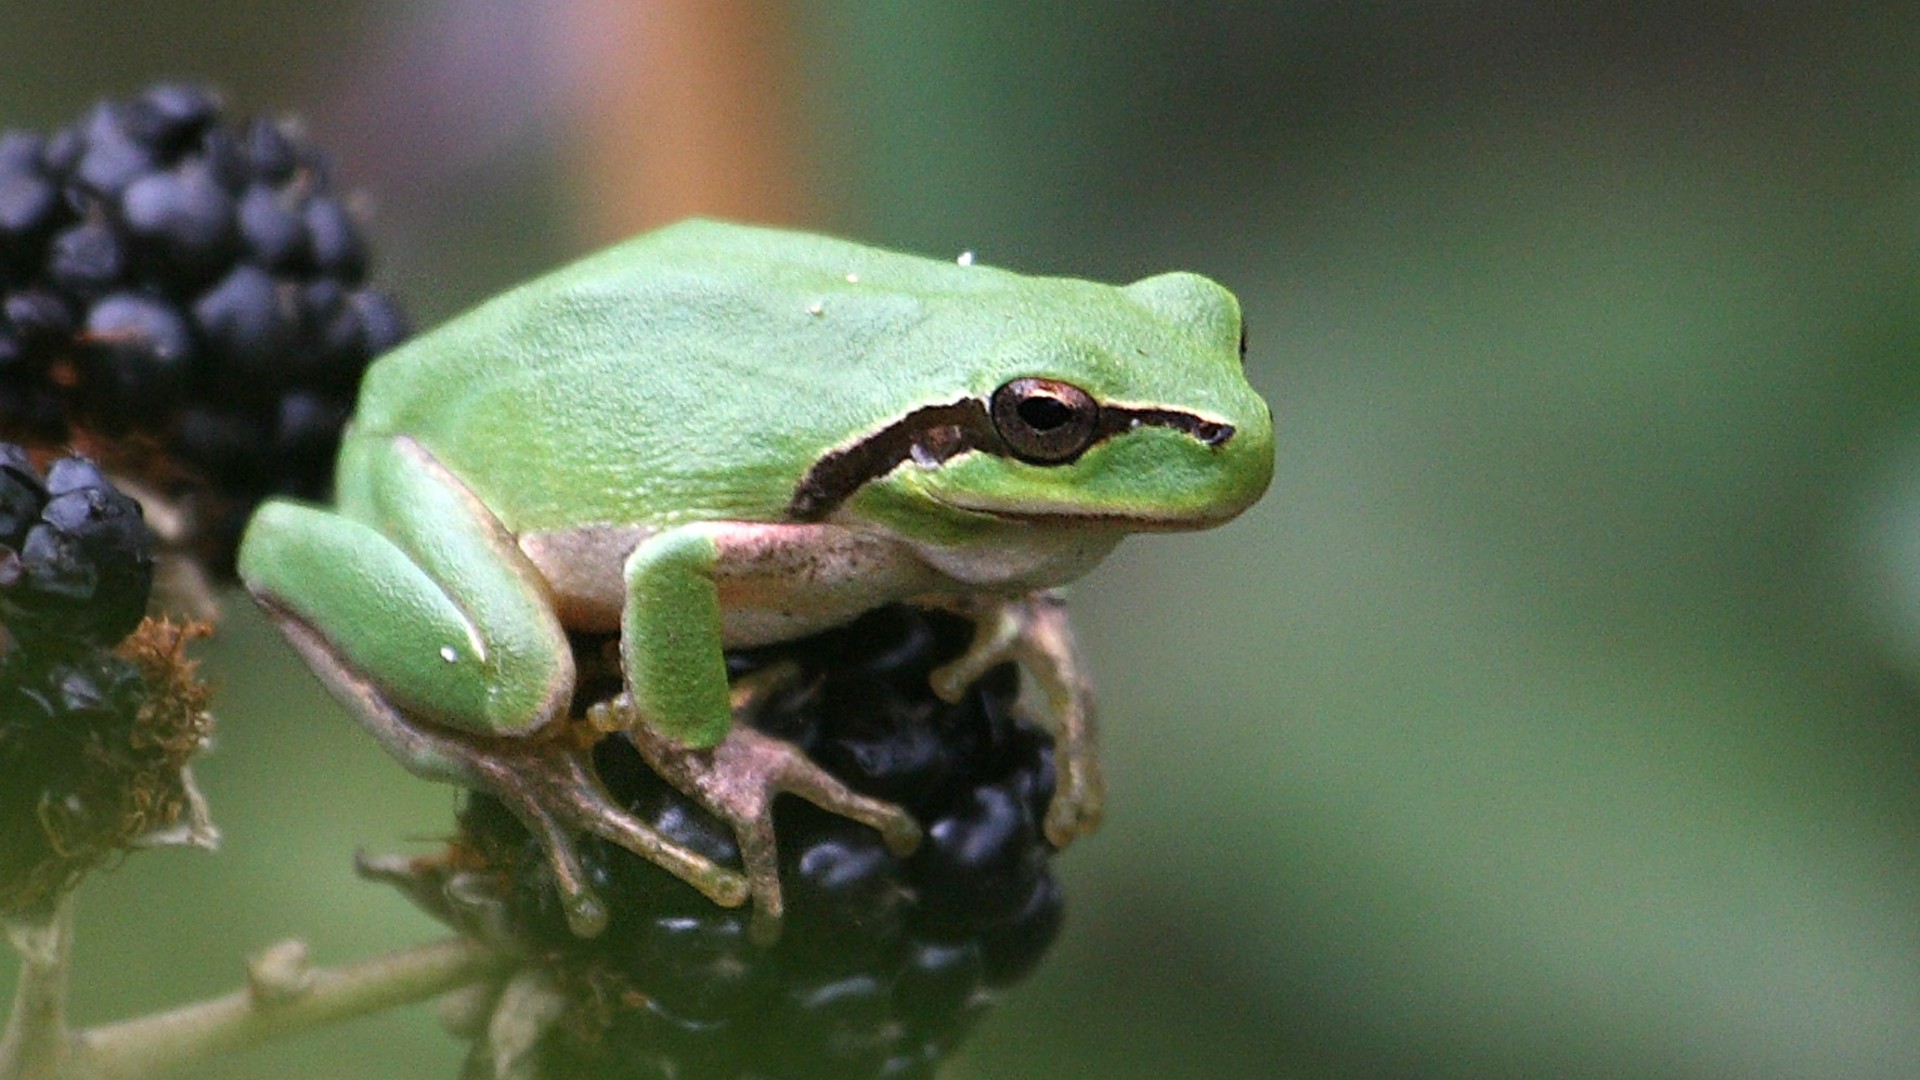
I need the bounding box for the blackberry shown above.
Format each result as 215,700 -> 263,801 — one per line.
0,441 -> 208,918
0,83 -> 410,574
458,606 -> 1065,1080
0,444 -> 154,650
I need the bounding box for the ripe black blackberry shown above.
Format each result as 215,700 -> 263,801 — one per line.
457,605 -> 1065,1080
0,83 -> 409,574
0,440 -> 210,918
0,443 -> 153,650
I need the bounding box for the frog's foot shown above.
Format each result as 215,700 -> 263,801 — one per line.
450,728 -> 752,937
927,591 -> 1105,849
262,606 -> 749,940
927,595 -> 1025,703
601,693 -> 922,945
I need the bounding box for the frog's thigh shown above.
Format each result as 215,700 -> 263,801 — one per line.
621,522 -> 917,749
239,435 -> 570,737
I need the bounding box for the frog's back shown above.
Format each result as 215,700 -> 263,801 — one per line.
350,220 -> 1099,533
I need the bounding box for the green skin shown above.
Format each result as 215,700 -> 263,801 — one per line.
237,219 -> 1273,937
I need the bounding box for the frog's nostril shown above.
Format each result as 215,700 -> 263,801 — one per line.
1196,421 -> 1234,448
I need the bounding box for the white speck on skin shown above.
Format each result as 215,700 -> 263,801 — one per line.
439,645 -> 458,662
845,272 -> 860,284
956,251 -> 975,266
807,301 -> 825,316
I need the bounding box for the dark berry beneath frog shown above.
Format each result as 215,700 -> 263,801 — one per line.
452,604 -> 1065,1080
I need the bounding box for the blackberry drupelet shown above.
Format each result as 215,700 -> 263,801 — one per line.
459,605 -> 1065,1080
0,83 -> 410,573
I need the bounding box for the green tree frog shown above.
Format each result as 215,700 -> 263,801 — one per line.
237,220 -> 1273,940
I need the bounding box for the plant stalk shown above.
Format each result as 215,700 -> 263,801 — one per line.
0,896 -> 77,1080
66,936 -> 507,1080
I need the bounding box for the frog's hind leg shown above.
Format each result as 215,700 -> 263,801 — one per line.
242,433 -> 573,739
262,597 -> 747,936
237,435 -> 748,934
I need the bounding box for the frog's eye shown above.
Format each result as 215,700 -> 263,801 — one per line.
990,378 -> 1100,463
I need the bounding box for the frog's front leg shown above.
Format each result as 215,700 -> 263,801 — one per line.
930,591 -> 1104,848
609,521 -> 927,942
237,435 -> 748,937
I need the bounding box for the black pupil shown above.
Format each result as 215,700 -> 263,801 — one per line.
1018,395 -> 1074,431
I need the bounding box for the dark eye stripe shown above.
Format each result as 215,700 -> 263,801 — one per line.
1097,405 -> 1234,448
786,394 -> 1234,521
788,399 -> 995,520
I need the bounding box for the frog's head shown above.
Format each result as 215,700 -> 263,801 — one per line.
799,268 -> 1274,580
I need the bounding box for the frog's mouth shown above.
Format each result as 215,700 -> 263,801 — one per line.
786,396 -> 1236,523
925,491 -> 1248,532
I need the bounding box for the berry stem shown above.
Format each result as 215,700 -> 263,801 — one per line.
40,935 -> 506,1080
0,896 -> 76,1080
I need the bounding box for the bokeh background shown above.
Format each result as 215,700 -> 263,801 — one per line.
7,2 -> 1920,1077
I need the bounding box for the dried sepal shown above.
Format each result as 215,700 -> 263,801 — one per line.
114,615 -> 217,850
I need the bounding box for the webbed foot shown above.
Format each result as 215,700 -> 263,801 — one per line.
446,727 -> 752,936
929,591 -> 1105,848
594,677 -> 923,945
266,608 -> 748,939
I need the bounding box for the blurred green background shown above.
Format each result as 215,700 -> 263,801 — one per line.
8,2 -> 1920,1077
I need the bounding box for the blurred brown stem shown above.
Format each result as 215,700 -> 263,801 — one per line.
561,0 -> 809,242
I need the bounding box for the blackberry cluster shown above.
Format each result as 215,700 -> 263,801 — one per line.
461,605 -> 1065,1080
0,442 -> 203,917
0,83 -> 408,570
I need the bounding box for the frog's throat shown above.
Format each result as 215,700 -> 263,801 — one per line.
786,395 -> 1233,522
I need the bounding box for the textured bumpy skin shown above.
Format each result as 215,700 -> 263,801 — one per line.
346,219 -> 1270,533
238,218 -> 1273,746
236,218 -> 1273,937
